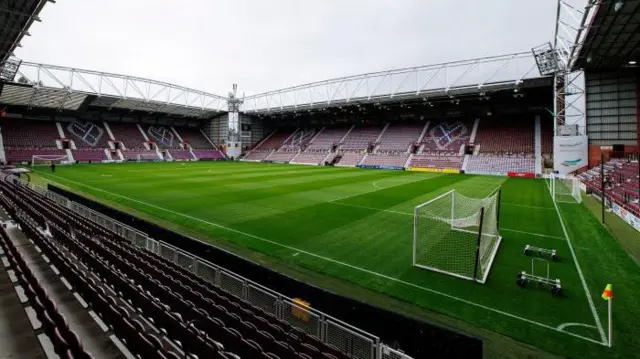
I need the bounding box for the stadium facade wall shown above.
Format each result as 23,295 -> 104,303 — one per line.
585,69 -> 638,146
203,114 -> 229,148
49,184 -> 483,359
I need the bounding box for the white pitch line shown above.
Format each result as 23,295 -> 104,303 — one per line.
501,202 -> 555,211
557,322 -> 597,331
330,201 -> 564,240
38,171 -> 605,345
330,201 -> 413,216
329,176 -> 430,203
500,228 -> 565,240
552,195 -> 608,344
372,178 -> 416,190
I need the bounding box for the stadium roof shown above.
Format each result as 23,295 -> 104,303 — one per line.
0,62 -> 228,118
242,52 -> 548,114
573,0 -> 640,70
0,0 -> 50,65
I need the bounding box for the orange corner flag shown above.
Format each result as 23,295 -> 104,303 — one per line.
602,284 -> 612,300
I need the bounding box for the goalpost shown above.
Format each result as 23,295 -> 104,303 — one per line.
548,175 -> 582,204
31,155 -> 70,166
136,153 -> 160,162
413,189 -> 502,284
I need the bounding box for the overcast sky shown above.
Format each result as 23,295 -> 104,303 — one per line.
16,0 -> 558,97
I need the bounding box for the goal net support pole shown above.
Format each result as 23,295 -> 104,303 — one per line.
472,207 -> 485,281
413,188 -> 502,284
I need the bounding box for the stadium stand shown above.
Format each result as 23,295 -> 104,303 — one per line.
290,150 -> 328,165
4,148 -> 68,164
376,124 -> 423,152
121,150 -> 160,162
252,130 -> 295,151
266,149 -> 298,163
410,154 -> 462,170
108,123 -> 147,149
144,126 -> 183,150
245,130 -> 296,162
466,154 -> 535,174
467,117 -> 535,174
580,159 -> 640,217
174,127 -> 217,150
421,119 -> 471,155
72,148 -> 107,162
541,119 -> 554,169
244,150 -> 273,161
541,119 -> 553,156
336,151 -> 365,166
0,175 -> 359,359
108,123 -> 158,161
66,120 -> 110,162
192,149 -> 225,160
165,127 -> 225,160
475,118 -> 534,154
280,128 -> 318,151
340,126 -> 382,151
1,120 -> 67,163
168,150 -> 194,160
362,152 -> 408,167
306,127 -> 349,151
406,119 -> 469,170
66,121 -> 110,148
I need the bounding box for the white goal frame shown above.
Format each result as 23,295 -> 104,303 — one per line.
31,155 -> 70,166
136,153 -> 160,162
547,174 -> 582,204
413,189 -> 502,284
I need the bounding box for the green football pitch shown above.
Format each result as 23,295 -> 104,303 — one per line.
31,161 -> 639,359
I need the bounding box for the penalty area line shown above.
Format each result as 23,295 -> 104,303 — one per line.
38,172 -> 605,346
329,177 -> 430,203
329,202 -> 565,240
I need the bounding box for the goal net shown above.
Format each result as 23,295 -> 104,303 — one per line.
136,153 -> 160,162
549,175 -> 582,203
31,155 -> 70,166
413,189 -> 502,283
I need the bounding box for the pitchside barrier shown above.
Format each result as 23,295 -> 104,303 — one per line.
357,165 -> 405,171
406,167 -> 461,174
507,172 -> 536,178
46,183 -> 483,359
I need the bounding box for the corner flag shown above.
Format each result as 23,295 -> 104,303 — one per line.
602,284 -> 612,300
602,284 -> 613,347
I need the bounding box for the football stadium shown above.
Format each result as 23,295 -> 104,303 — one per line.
0,1 -> 639,359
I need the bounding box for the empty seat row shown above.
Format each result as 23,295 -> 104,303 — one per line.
0,178 -> 353,359
336,152 -> 365,166
0,219 -> 92,359
340,127 -> 382,150
291,150 -> 329,165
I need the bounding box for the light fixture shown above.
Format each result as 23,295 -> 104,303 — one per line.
629,60 -> 637,65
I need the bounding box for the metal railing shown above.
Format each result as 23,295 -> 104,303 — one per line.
18,180 -> 410,359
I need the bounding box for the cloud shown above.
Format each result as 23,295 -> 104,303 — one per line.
16,0 -> 557,97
